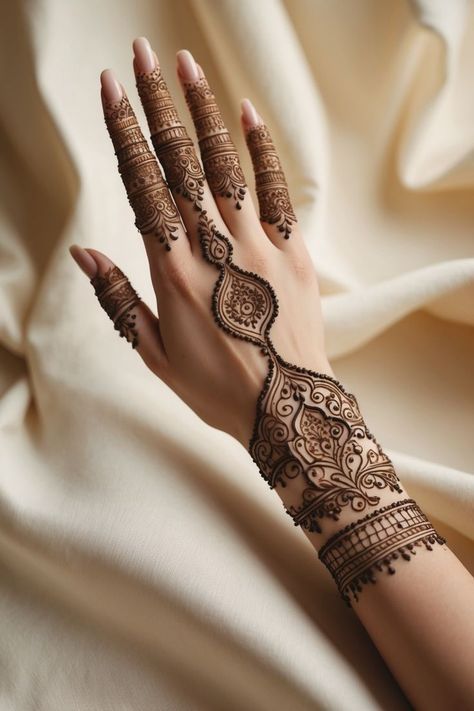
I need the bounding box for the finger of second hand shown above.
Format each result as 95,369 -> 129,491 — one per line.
100,68 -> 191,279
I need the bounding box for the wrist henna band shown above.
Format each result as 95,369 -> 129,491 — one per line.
318,499 -> 447,606
91,266 -> 142,348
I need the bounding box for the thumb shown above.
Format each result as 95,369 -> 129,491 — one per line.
70,245 -> 168,379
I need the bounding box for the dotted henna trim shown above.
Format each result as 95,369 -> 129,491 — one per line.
135,67 -> 205,211
195,211 -> 403,532
91,266 -> 141,348
245,124 -> 297,239
318,499 -> 447,606
184,77 -> 247,209
102,95 -> 181,251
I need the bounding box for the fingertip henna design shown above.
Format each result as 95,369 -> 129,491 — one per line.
91,266 -> 141,348
245,124 -> 297,239
318,499 -> 447,606
135,68 -> 205,210
184,77 -> 247,209
103,95 -> 180,251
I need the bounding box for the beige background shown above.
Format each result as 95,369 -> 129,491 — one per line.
0,0 -> 473,709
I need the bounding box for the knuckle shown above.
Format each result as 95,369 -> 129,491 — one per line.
291,258 -> 315,284
248,252 -> 270,277
165,264 -> 192,295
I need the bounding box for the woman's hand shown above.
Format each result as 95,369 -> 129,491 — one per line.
70,36 -> 332,448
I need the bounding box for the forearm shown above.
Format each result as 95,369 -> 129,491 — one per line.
300,492 -> 474,708
248,365 -> 474,708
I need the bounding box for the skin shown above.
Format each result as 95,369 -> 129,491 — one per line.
70,36 -> 474,710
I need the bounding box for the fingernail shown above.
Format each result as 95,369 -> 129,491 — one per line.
100,69 -> 123,103
241,98 -> 261,128
70,245 -> 98,279
133,36 -> 156,73
177,49 -> 199,81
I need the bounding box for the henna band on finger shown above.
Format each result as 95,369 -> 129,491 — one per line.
135,68 -> 205,210
91,266 -> 141,348
318,499 -> 447,606
103,95 -> 180,251
184,77 -> 247,209
245,124 -> 297,239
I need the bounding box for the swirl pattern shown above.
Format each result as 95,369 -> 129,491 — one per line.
196,211 -> 403,534
135,67 -> 205,209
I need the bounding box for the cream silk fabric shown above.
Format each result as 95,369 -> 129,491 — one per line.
1,1 -> 473,709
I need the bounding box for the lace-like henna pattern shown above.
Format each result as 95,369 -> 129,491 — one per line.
245,124 -> 297,239
135,68 -> 205,209
103,95 -> 180,251
91,266 -> 141,348
196,212 -> 403,533
184,77 -> 247,209
318,499 -> 446,606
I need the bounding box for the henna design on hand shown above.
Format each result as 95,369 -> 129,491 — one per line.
91,266 -> 141,348
245,124 -> 297,239
318,499 -> 446,606
196,212 -> 403,533
135,68 -> 205,209
252,359 -> 403,532
103,96 -> 181,250
184,77 -> 247,209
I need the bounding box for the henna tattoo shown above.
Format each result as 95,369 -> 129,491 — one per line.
135,68 -> 205,209
91,266 -> 141,348
184,77 -> 247,209
103,95 -> 180,251
245,124 -> 297,239
196,211 -> 402,532
318,499 -> 447,606
252,357 -> 403,532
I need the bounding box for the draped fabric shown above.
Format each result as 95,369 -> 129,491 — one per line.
1,1 -> 473,708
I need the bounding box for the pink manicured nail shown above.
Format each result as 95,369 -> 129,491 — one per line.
177,49 -> 200,81
133,36 -> 156,73
241,98 -> 261,128
69,245 -> 98,279
100,69 -> 123,103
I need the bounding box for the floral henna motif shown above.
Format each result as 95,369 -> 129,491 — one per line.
103,96 -> 180,250
184,77 -> 247,209
245,124 -> 297,239
318,499 -> 446,606
252,355 -> 403,532
91,266 -> 141,348
196,211 -> 403,533
135,68 -> 205,209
